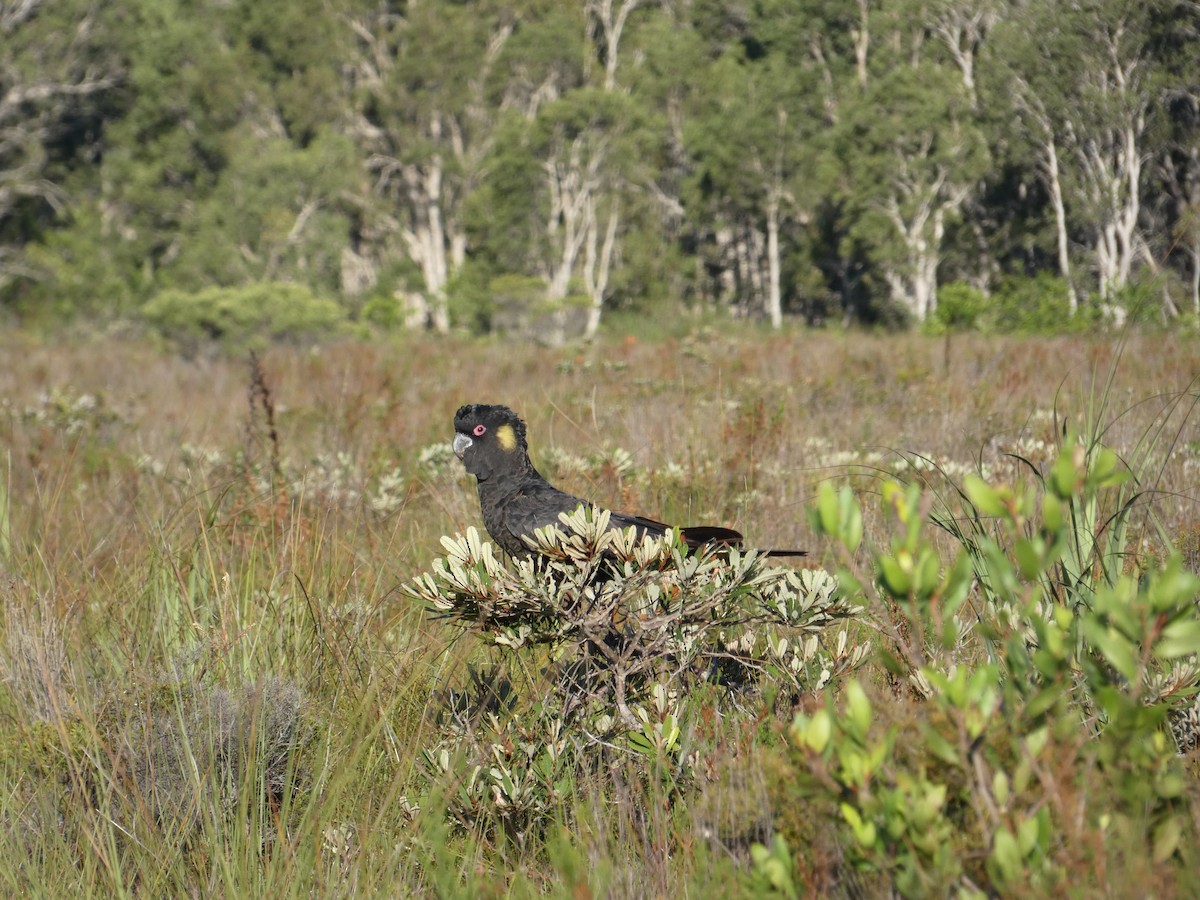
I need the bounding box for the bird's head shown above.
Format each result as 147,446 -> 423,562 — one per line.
453,404 -> 529,481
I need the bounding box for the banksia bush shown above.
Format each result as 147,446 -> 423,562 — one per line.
407,508 -> 869,840
410,508 -> 865,730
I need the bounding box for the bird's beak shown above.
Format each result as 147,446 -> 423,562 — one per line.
452,433 -> 472,459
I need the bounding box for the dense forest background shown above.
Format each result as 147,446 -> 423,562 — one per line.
3,0 -> 1199,336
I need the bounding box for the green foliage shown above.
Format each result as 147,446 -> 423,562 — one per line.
794,423 -> 1200,894
482,273 -> 590,342
141,282 -> 348,351
927,275 -> 1112,335
989,273 -> 1093,333
5,0 -> 1200,332
168,128 -> 361,292
927,281 -> 987,332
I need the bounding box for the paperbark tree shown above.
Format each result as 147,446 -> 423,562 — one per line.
925,0 -> 1001,110
836,63 -> 988,321
586,0 -> 644,92
685,23 -> 823,327
469,2 -> 657,340
348,0 -> 516,331
991,0 -> 1197,308
482,84 -> 638,342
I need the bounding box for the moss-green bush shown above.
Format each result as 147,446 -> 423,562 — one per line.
141,282 -> 348,351
928,281 -> 988,332
484,273 -> 590,344
930,274 -> 1107,335
986,273 -> 1093,333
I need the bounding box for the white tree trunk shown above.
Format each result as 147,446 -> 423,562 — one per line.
765,196 -> 783,328
588,0 -> 644,91
544,134 -> 602,302
883,193 -> 935,321
1187,241 -> 1200,315
880,170 -> 969,322
584,200 -> 620,338
914,206 -> 944,320
1065,45 -> 1148,302
736,225 -> 767,316
423,147 -> 450,332
351,16 -> 513,333
1042,136 -> 1078,313
395,147 -> 451,332
713,227 -> 737,305
851,0 -> 870,91
931,4 -> 998,111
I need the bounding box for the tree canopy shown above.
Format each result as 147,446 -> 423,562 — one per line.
2,0 -> 1198,333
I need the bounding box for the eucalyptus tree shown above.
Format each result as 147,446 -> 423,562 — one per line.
989,0 -> 1199,313
682,1 -> 828,327
1159,145 -> 1200,316
17,0 -> 360,312
466,1 -> 659,339
168,128 -> 361,293
685,54 -> 822,326
925,0 -> 1001,111
1,0 -> 118,300
347,0 -> 519,332
13,0 -> 235,311
831,5 -> 990,323
160,0 -> 362,293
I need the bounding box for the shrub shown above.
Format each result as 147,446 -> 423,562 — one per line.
407,509 -> 868,840
986,273 -> 1092,333
484,273 -> 590,344
783,433 -> 1200,895
141,282 -> 348,351
0,670 -> 316,872
928,281 -> 987,333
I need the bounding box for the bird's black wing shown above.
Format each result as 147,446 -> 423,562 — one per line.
605,510 -> 672,538
494,478 -> 594,549
499,487 -> 707,550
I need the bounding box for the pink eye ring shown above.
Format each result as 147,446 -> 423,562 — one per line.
473,424 -> 487,437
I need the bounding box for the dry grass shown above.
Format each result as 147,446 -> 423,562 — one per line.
0,327 -> 1198,895
4,331 -> 1196,562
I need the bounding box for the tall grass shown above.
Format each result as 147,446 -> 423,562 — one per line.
0,329 -> 1197,894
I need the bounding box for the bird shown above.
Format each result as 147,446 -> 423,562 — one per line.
451,403 -> 806,562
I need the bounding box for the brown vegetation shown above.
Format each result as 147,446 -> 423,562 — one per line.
1,328 -> 1198,894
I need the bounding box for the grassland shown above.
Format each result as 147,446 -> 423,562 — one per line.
1,328 -> 1198,896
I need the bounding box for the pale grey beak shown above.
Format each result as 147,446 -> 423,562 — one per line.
453,433 -> 472,459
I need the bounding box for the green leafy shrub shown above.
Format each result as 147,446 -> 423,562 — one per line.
783,433 -> 1200,895
928,281 -> 988,333
484,273 -> 590,344
929,275 -> 1111,336
987,273 -> 1094,333
141,282 -> 348,351
1111,277 -> 1172,327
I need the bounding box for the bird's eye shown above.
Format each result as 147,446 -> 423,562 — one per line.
473,424 -> 487,437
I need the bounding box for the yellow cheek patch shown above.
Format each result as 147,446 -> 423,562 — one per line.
496,424 -> 517,452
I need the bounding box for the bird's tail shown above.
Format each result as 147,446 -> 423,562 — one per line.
678,525 -> 743,547
679,526 -> 807,558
